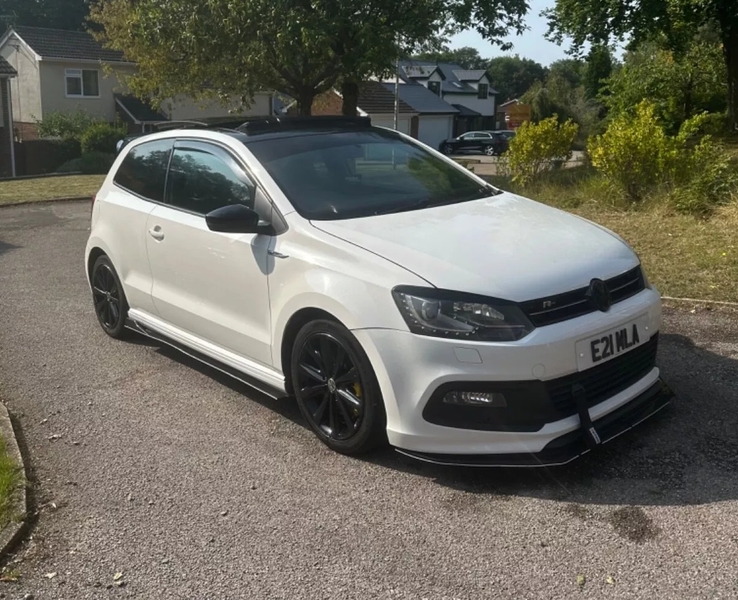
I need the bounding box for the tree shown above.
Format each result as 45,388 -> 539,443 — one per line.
91,0 -> 530,116
546,0 -> 738,129
603,39 -> 727,132
413,46 -> 487,69
547,58 -> 585,88
0,0 -> 89,30
485,56 -> 548,102
583,45 -> 613,99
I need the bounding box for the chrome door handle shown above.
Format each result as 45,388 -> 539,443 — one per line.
148,227 -> 165,241
268,249 -> 288,259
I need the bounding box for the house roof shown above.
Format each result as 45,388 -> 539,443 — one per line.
498,98 -> 521,108
381,82 -> 458,114
452,69 -> 487,82
9,26 -> 127,63
402,65 -> 444,80
114,94 -> 167,124
450,104 -> 481,117
358,81 -> 415,115
0,56 -> 16,77
400,60 -> 498,95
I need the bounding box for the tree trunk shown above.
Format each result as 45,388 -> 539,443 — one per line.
341,80 -> 359,116
722,28 -> 738,130
296,90 -> 314,116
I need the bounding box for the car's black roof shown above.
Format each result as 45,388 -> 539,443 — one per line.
117,116 -> 378,153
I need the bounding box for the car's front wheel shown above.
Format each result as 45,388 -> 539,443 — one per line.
441,143 -> 454,155
291,320 -> 386,455
91,254 -> 129,339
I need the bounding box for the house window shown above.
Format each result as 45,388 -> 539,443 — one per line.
428,81 -> 441,96
65,69 -> 100,97
477,83 -> 488,99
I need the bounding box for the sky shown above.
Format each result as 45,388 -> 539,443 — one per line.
449,0 -> 570,66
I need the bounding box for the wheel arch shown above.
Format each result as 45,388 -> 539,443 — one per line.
279,307 -> 343,395
87,246 -> 107,281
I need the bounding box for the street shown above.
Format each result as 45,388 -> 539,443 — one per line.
0,201 -> 737,599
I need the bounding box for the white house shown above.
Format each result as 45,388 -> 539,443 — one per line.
0,26 -> 274,138
398,60 -> 498,135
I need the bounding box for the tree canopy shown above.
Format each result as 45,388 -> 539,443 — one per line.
413,46 -> 487,69
91,0 -> 530,115
0,0 -> 89,30
485,55 -> 547,101
546,0 -> 738,128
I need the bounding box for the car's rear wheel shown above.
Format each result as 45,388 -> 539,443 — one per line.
291,320 -> 386,455
91,255 -> 129,339
484,145 -> 496,156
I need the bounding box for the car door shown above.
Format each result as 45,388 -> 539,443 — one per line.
474,132 -> 494,153
145,139 -> 274,367
457,132 -> 477,152
103,139 -> 173,315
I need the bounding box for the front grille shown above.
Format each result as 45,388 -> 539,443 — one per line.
547,334 -> 659,416
521,266 -> 646,327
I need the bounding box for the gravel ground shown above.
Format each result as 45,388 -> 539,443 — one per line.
0,201 -> 737,599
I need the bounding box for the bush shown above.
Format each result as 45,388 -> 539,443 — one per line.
504,116 -> 579,184
590,101 -> 737,212
589,102 -> 675,201
671,139 -> 738,215
35,110 -> 100,140
56,152 -> 115,175
81,122 -> 128,155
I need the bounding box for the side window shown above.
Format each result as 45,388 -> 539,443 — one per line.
113,140 -> 173,202
478,83 -> 489,99
167,148 -> 253,215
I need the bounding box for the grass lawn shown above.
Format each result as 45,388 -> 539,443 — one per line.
486,169 -> 738,303
0,174 -> 104,206
0,436 -> 21,529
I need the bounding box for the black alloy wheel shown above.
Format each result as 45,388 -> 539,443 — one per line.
91,255 -> 129,338
442,143 -> 454,155
292,320 -> 386,454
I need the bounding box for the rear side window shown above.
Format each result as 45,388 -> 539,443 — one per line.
113,139 -> 173,202
167,148 -> 253,215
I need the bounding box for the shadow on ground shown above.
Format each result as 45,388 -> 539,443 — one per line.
142,331 -> 738,509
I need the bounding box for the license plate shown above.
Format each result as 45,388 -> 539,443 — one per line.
575,315 -> 650,371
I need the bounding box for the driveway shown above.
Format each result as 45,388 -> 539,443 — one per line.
1,201 -> 737,599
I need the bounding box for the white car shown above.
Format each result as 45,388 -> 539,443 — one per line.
86,117 -> 671,466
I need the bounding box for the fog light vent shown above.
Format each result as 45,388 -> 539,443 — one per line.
442,391 -> 507,407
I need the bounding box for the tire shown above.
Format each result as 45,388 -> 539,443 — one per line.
291,319 -> 386,455
90,255 -> 130,339
484,146 -> 496,156
441,143 -> 454,155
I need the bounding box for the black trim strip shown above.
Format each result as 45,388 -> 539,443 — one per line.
125,319 -> 286,400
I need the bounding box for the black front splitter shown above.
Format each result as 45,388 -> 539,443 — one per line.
395,379 -> 673,467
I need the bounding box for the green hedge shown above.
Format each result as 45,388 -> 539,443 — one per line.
57,152 -> 115,175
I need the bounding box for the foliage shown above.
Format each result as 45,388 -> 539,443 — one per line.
589,101 -> 736,212
413,46 -> 487,70
603,40 -> 726,133
504,116 -> 578,184
545,0 -> 738,128
90,0 -> 529,116
670,138 -> 738,214
80,122 -> 127,155
583,45 -> 613,100
0,0 -> 89,30
0,437 -> 21,529
521,73 -> 601,142
35,110 -> 100,141
484,56 -> 548,102
547,58 -> 585,88
589,102 -> 675,201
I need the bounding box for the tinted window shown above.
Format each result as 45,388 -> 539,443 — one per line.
246,129 -> 494,221
114,140 -> 173,202
167,148 -> 253,214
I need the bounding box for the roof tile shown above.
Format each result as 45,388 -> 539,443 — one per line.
12,26 -> 127,63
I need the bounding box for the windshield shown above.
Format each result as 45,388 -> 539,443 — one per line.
245,129 -> 495,220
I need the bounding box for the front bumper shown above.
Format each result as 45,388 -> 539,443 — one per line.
353,287 -> 663,456
396,378 -> 673,467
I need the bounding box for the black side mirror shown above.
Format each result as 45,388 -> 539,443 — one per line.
205,204 -> 273,234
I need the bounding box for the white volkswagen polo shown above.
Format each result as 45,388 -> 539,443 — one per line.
86,117 -> 671,466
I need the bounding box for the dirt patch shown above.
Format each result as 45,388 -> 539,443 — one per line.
607,506 -> 660,543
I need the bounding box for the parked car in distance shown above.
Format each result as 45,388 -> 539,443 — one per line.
438,130 -> 508,156
493,129 -> 516,141
86,116 -> 671,466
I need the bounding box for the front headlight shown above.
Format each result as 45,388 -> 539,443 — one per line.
392,286 -> 535,342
